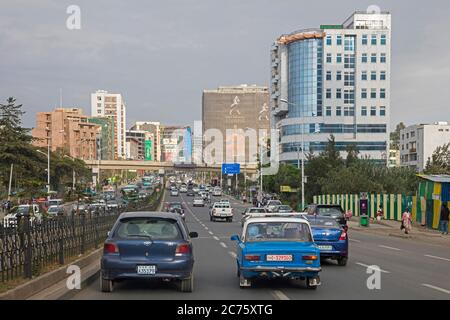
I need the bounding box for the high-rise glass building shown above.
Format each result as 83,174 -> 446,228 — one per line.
271,11 -> 391,165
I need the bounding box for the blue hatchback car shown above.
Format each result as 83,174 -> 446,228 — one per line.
231,217 -> 321,289
307,216 -> 348,266
101,212 -> 198,292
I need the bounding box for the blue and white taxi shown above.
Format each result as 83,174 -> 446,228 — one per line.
231,215 -> 321,289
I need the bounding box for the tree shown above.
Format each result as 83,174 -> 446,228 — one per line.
345,144 -> 359,167
390,122 -> 406,150
425,143 -> 450,174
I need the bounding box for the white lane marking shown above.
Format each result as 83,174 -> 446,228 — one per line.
422,284 -> 450,295
424,254 -> 450,262
229,251 -> 237,258
378,245 -> 401,251
220,242 -> 227,248
208,231 -> 214,235
355,262 -> 390,274
272,290 -> 290,300
213,236 -> 220,241
349,239 -> 361,243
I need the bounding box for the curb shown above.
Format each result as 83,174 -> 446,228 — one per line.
0,248 -> 102,300
388,233 -> 413,239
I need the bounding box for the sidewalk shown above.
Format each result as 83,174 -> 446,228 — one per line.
348,218 -> 450,244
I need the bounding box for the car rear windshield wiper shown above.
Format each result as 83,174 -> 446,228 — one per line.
126,234 -> 153,240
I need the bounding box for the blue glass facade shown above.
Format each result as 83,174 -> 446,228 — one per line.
282,123 -> 387,136
281,141 -> 387,153
287,39 -> 323,118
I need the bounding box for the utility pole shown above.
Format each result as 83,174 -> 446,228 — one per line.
8,164 -> 13,201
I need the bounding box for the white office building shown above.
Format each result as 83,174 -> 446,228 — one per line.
91,90 -> 127,159
400,122 -> 450,171
271,11 -> 391,165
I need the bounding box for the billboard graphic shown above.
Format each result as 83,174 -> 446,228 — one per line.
145,139 -> 152,161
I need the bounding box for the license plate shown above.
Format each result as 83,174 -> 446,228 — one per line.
136,265 -> 156,275
266,255 -> 293,262
318,245 -> 333,251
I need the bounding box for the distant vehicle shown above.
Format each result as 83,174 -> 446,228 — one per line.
3,204 -> 43,227
192,186 -> 200,193
305,204 -> 346,227
170,189 -> 179,197
231,216 -> 321,289
46,205 -> 64,218
213,187 -> 222,197
240,207 -> 268,226
274,205 -> 294,213
210,202 -> 233,222
47,199 -> 64,207
121,185 -> 139,202
186,189 -> 195,197
100,212 -> 198,292
265,200 -> 282,213
306,216 -> 348,266
180,186 -> 188,193
166,202 -> 185,220
138,192 -> 148,200
193,197 -> 205,207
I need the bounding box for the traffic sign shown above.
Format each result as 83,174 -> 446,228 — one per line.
222,163 -> 240,175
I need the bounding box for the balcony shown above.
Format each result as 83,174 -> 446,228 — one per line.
272,103 -> 288,117
409,148 -> 417,153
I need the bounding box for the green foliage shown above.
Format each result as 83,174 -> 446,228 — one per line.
390,122 -> 405,150
425,143 -> 450,174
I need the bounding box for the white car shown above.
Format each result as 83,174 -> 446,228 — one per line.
3,204 -> 43,227
266,200 -> 282,212
47,205 -> 63,218
171,189 -> 179,197
213,188 -> 222,196
193,197 -> 205,207
210,202 -> 233,222
180,186 -> 188,193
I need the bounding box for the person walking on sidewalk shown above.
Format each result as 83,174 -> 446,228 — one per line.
401,207 -> 412,234
439,202 -> 449,235
376,205 -> 384,223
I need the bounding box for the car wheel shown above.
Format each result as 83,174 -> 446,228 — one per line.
100,276 -> 113,293
179,273 -> 194,292
337,257 -> 348,266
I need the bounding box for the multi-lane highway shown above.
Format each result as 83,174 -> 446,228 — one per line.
72,191 -> 450,300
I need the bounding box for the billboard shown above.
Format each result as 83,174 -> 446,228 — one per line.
145,139 -> 152,161
222,163 -> 241,174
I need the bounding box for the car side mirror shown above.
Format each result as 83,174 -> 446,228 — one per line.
230,235 -> 240,242
189,232 -> 198,238
107,231 -> 111,237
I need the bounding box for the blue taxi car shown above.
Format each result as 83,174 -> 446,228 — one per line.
231,216 -> 321,289
307,216 -> 348,266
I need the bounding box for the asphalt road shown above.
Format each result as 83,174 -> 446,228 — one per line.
71,192 -> 450,300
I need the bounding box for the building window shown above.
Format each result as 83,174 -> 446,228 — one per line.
97,109 -> 101,114
371,53 -> 377,63
370,106 -> 377,116
326,35 -> 332,45
326,89 -> 332,99
362,71 -> 368,81
411,131 -> 415,137
344,36 -> 355,51
371,88 -> 377,99
362,35 -> 368,45
336,71 -> 342,81
336,106 -> 342,116
362,54 -> 368,63
344,72 -> 355,86
380,53 -> 387,63
97,96 -> 102,101
402,134 -> 404,140
406,133 -> 409,139
326,53 -> 332,63
344,54 -> 355,68
336,53 -> 342,63
344,89 -> 355,104
361,106 -> 368,116
337,35 -> 342,45
380,71 -> 386,80
326,71 -> 332,81
381,34 -> 387,45
344,107 -> 350,116
380,106 -> 386,116
361,88 -> 367,99
349,106 -> 355,116
336,88 -> 342,99
326,106 -> 332,116
371,71 -> 377,81
371,34 -> 377,45
380,89 -> 386,99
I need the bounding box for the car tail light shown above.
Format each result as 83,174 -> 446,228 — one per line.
339,230 -> 347,240
104,243 -> 119,254
175,243 -> 191,256
244,254 -> 260,261
302,255 -> 318,261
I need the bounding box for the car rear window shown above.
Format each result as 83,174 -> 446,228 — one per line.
115,218 -> 182,240
246,222 -> 312,242
249,208 -> 266,213
316,207 -> 342,216
215,203 -> 230,208
268,201 -> 282,206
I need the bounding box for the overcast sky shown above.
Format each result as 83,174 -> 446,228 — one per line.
1,0 -> 449,130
